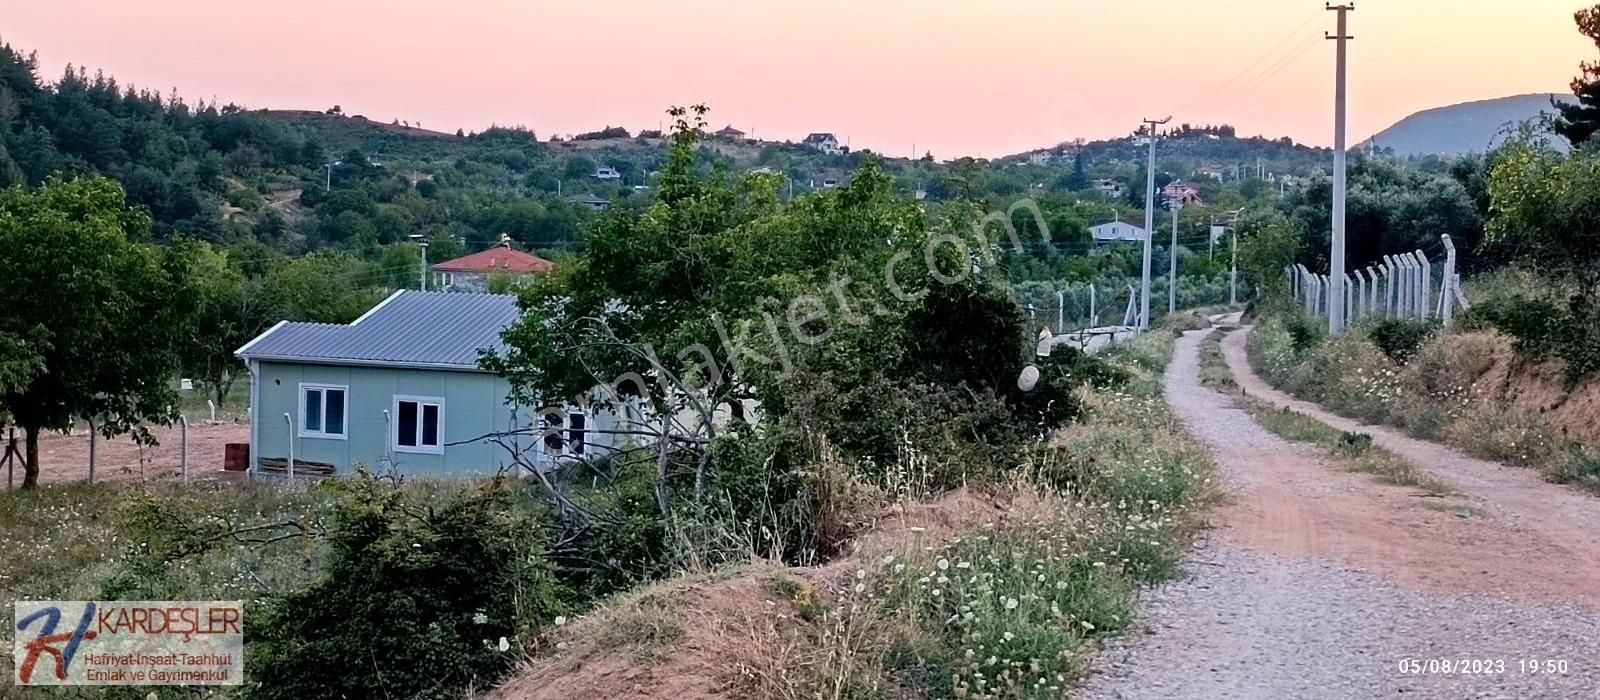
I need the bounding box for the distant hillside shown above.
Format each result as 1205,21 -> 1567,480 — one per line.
1361,94 -> 1574,156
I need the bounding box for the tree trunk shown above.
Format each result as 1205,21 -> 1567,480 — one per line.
22,424 -> 39,489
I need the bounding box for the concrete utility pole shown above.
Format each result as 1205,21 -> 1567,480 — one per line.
1168,203 -> 1180,314
1139,116 -> 1170,330
1327,3 -> 1354,334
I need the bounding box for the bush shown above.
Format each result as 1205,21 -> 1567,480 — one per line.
1281,310 -> 1326,353
1366,319 -> 1436,363
248,474 -> 564,700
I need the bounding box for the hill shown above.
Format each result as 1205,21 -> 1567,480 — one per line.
1361,93 -> 1574,156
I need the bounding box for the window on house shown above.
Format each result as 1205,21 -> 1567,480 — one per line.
539,409 -> 588,457
299,384 -> 347,438
541,412 -> 565,453
567,411 -> 586,456
393,396 -> 444,454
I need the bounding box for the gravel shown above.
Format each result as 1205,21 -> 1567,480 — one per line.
1077,329 -> 1600,700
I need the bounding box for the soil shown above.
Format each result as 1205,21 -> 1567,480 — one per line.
1080,325 -> 1600,699
1,421 -> 250,488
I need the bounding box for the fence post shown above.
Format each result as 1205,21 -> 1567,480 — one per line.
1414,250 -> 1432,319
1440,235 -> 1457,323
283,413 -> 295,483
1382,256 -> 1394,317
1354,269 -> 1366,321
180,415 -> 189,486
1089,283 -> 1098,328
87,419 -> 96,485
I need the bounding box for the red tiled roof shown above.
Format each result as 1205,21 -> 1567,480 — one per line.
432,247 -> 554,274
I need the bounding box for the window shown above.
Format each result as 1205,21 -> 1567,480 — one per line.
538,409 -> 588,458
393,395 -> 444,454
567,411 -> 586,456
299,384 -> 347,439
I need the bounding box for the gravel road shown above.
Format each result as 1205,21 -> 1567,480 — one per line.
1078,327 -> 1600,700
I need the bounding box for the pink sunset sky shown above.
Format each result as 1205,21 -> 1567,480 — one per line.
1,0 -> 1592,157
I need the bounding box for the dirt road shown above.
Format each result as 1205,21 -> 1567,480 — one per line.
1080,327 -> 1600,699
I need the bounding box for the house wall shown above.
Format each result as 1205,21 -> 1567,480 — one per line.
253,362 -> 623,477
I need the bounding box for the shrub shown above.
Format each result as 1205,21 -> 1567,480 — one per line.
1366,319 -> 1437,363
248,474 -> 564,700
1281,310 -> 1326,353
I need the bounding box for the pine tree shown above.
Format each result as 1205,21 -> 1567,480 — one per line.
1555,5 -> 1600,145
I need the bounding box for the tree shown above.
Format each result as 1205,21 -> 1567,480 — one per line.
1555,5 -> 1600,145
171,239 -> 267,410
0,177 -> 192,487
1484,130 -> 1600,296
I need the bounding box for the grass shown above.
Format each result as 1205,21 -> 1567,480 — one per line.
1235,396 -> 1453,495
594,590 -> 685,661
1197,327 -> 1238,391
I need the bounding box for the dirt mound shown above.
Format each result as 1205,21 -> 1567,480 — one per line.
1441,330 -> 1600,444
486,488 -> 1013,700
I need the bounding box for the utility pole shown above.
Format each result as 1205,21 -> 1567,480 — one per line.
1168,203 -> 1179,313
1139,116 -> 1169,330
1327,3 -> 1354,334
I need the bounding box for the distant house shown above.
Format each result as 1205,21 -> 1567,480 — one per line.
593,165 -> 622,180
803,132 -> 843,155
235,291 -> 619,479
714,125 -> 747,139
1089,218 -> 1147,244
570,193 -> 611,211
1092,178 -> 1126,198
810,175 -> 843,189
430,236 -> 555,292
1162,180 -> 1203,206
1028,151 -> 1054,166
1197,167 -> 1226,181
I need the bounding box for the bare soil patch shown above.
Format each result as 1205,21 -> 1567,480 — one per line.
3,422 -> 249,488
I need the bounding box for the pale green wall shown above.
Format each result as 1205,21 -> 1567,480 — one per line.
255,362 -> 525,476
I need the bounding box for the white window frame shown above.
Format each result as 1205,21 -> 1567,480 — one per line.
298,383 -> 349,440
392,395 -> 445,455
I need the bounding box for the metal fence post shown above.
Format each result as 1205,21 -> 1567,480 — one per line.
283,413 -> 295,483
88,419 -> 96,485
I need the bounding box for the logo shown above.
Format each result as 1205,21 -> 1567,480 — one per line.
13,601 -> 243,686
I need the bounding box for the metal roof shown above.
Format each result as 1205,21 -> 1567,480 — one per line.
235,290 -> 520,371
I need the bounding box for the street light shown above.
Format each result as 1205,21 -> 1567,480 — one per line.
409,234 -> 430,291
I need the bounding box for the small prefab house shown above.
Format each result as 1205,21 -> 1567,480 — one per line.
236,290 -> 611,478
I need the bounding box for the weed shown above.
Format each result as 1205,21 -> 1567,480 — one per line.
596,591 -> 684,661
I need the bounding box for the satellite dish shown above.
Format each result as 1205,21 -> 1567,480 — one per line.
1017,364 -> 1041,392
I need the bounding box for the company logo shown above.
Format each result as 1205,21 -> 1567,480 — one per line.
13,601 -> 243,686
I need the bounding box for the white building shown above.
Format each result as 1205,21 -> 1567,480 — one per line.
593,165 -> 622,180
803,132 -> 842,155
1092,178 -> 1125,198
1089,219 -> 1147,244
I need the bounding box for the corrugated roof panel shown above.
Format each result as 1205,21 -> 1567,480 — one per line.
237,291 -> 522,370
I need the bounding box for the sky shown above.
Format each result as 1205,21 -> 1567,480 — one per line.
0,0 -> 1592,157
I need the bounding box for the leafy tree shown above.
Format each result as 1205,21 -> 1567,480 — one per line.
1555,5 -> 1600,145
1235,210 -> 1301,309
1484,130 -> 1600,296
171,239 -> 268,409
0,177 -> 192,487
